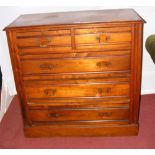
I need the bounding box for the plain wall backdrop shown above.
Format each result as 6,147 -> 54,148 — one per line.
0,6 -> 155,96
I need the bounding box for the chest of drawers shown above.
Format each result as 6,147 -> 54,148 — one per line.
4,9 -> 145,137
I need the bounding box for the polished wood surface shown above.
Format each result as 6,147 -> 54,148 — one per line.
24,124 -> 139,137
21,55 -> 130,74
29,107 -> 129,122
4,9 -> 144,137
5,9 -> 144,29
25,82 -> 130,99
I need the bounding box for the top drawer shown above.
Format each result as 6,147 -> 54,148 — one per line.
15,26 -> 132,54
15,29 -> 71,49
75,26 -> 132,50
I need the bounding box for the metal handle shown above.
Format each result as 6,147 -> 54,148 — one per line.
105,35 -> 111,41
44,89 -> 57,96
98,112 -> 112,117
98,88 -> 103,94
36,37 -> 51,48
40,63 -> 53,70
96,34 -> 111,42
96,87 -> 111,97
96,61 -> 112,68
48,113 -> 60,118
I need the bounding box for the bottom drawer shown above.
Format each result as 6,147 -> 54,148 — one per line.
29,108 -> 129,122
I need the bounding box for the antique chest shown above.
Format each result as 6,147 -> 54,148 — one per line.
4,9 -> 145,137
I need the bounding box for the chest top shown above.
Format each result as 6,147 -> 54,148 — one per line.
4,9 -> 145,30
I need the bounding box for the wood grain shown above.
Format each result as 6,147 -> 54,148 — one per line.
24,82 -> 130,99
4,9 -> 144,137
28,107 -> 129,122
4,9 -> 144,29
21,55 -> 131,75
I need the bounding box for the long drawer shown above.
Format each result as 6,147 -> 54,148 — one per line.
24,82 -> 130,99
21,55 -> 130,75
29,107 -> 129,122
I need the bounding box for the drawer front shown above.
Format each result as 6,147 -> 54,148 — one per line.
17,35 -> 71,47
29,108 -> 129,122
21,55 -> 130,75
75,26 -> 132,50
25,83 -> 130,99
75,32 -> 131,44
15,29 -> 71,50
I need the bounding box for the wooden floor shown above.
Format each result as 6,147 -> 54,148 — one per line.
0,94 -> 155,148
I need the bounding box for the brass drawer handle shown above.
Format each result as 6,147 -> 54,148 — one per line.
96,61 -> 112,68
106,87 -> 111,93
98,88 -> 103,94
98,112 -> 112,117
44,89 -> 57,96
36,37 -> 51,48
48,113 -> 60,118
96,34 -> 111,42
40,63 -> 53,70
96,88 -> 111,97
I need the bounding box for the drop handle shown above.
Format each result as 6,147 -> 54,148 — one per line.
40,63 -> 54,70
98,88 -> 103,94
96,35 -> 111,42
44,89 -> 57,96
48,113 -> 61,118
96,61 -> 112,68
96,87 -> 111,97
36,37 -> 51,48
98,112 -> 112,117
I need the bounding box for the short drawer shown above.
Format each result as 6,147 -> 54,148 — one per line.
16,35 -> 71,47
75,26 -> 132,50
15,29 -> 71,49
24,82 -> 130,99
21,55 -> 130,75
75,32 -> 131,45
28,108 -> 129,122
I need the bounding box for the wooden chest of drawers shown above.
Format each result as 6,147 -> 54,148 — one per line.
4,9 -> 145,137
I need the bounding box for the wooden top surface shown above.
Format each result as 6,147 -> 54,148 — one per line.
4,9 -> 145,30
